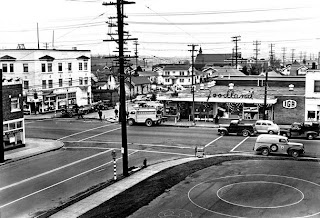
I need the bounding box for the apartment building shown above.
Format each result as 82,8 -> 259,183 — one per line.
0,48 -> 91,114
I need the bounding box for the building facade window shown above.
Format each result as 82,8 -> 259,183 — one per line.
165,79 -> 170,82
48,63 -> 52,72
79,77 -> 83,85
314,80 -> 320,92
41,63 -> 46,72
84,62 -> 88,70
307,111 -> 316,120
10,63 -> 14,72
180,79 -> 184,83
59,79 -> 63,87
2,64 -> 7,72
180,71 -> 184,76
42,80 -> 46,89
68,78 -> 72,86
79,62 -> 83,71
23,81 -> 29,89
11,97 -> 20,111
68,63 -> 72,71
84,77 -> 88,85
58,63 -> 63,72
165,71 -> 170,76
48,80 -> 53,88
23,64 -> 28,72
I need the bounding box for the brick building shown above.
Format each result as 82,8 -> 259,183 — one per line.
2,79 -> 25,150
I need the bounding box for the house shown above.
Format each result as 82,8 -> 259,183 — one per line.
0,48 -> 92,114
125,76 -> 151,97
2,78 -> 26,150
203,66 -> 246,79
280,64 -> 308,76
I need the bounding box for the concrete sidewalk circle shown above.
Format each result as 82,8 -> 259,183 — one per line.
188,174 -> 320,218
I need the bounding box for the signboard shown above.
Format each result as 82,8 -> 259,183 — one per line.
283,100 -> 297,109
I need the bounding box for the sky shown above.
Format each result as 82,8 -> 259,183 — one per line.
1,0 -> 320,62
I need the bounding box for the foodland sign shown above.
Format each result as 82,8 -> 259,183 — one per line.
282,100 -> 297,109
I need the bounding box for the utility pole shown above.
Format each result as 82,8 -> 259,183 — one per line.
253,40 -> 261,74
269,44 -> 275,69
102,0 -> 136,177
231,36 -> 241,69
188,44 -> 198,126
282,47 -> 286,66
299,51 -> 303,63
263,70 -> 268,120
0,69 -> 4,163
291,49 -> 295,64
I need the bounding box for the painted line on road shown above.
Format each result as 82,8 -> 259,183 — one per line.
0,149 -> 114,192
78,127 -> 121,142
230,137 -> 250,152
204,136 -> 223,148
0,150 -> 139,209
130,149 -> 194,157
57,123 -> 117,140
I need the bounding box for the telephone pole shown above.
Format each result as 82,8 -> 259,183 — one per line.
253,40 -> 261,74
0,69 -> 4,163
102,0 -> 136,177
269,43 -> 275,69
291,49 -> 295,64
282,47 -> 286,66
231,36 -> 241,69
188,44 -> 198,126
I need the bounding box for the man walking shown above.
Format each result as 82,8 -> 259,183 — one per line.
98,109 -> 103,121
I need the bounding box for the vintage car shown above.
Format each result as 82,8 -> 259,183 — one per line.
218,120 -> 257,137
280,121 -> 320,140
253,134 -> 304,158
255,120 -> 280,134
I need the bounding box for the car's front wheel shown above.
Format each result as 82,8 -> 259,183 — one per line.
128,119 -> 135,126
290,150 -> 300,158
145,119 -> 153,127
220,130 -> 227,136
242,130 -> 250,137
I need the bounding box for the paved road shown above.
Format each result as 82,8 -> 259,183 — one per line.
129,159 -> 320,218
1,119 -> 318,218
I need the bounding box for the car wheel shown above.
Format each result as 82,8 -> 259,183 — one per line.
242,130 -> 250,137
261,148 -> 269,156
128,119 -> 135,126
307,134 -> 314,140
270,144 -> 278,152
220,130 -> 227,136
145,119 -> 153,127
268,130 -> 274,134
290,150 -> 299,158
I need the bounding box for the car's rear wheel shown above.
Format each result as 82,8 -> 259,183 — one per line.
290,150 -> 299,158
242,130 -> 250,137
268,130 -> 274,134
261,148 -> 269,156
307,134 -> 314,140
145,119 -> 153,127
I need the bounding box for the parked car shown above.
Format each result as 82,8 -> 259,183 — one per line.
218,120 -> 257,137
253,134 -> 304,158
255,120 -> 280,134
280,121 -> 320,140
80,105 -> 95,114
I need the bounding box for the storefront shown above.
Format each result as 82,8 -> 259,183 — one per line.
3,118 -> 25,150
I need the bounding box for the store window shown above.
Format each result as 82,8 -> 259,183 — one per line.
307,111 -> 316,120
11,97 -> 20,111
42,80 -> 46,89
314,80 -> 320,92
24,81 -> 29,89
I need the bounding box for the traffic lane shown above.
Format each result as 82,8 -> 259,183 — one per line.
82,125 -> 217,147
25,119 -> 119,140
129,159 -> 320,218
204,135 -> 253,154
0,150 -> 187,218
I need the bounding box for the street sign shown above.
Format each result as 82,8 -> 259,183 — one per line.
111,150 -> 116,159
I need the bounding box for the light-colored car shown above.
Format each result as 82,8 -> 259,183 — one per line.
255,120 -> 280,134
253,134 -> 304,158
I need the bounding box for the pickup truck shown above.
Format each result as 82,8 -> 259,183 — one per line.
280,121 -> 320,140
218,120 -> 257,137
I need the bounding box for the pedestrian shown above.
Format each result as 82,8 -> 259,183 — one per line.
214,114 -> 219,124
115,108 -> 119,118
78,108 -> 84,119
98,109 -> 102,121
